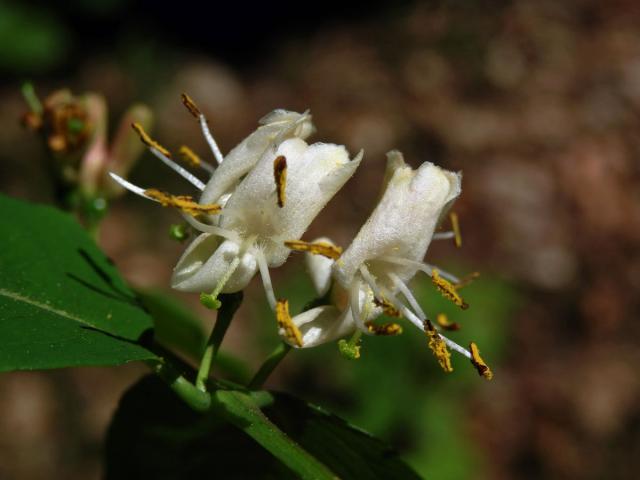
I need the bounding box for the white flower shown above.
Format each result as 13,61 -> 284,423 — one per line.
172,137 -> 362,308
110,100 -> 361,309
332,150 -> 461,295
281,151 -> 491,379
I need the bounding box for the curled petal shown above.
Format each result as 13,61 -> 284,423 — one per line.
288,305 -> 354,348
171,234 -> 257,293
199,110 -> 314,204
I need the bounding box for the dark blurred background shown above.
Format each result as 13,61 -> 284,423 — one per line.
1,0 -> 640,478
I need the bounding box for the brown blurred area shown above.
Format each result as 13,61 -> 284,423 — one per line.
2,1 -> 640,479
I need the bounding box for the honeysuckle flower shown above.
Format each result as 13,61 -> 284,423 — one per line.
172,137 -> 362,308
281,151 -> 493,379
110,95 -> 361,310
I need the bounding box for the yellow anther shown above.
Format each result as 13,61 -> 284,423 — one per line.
276,299 -> 303,347
144,189 -> 221,216
455,271 -> 480,290
424,320 -> 453,373
432,269 -> 469,310
131,122 -> 171,157
179,145 -> 201,167
181,93 -> 201,118
373,297 -> 402,318
284,240 -> 343,260
450,212 -> 462,248
469,342 -> 493,380
273,155 -> 287,208
366,321 -> 403,336
436,313 -> 460,331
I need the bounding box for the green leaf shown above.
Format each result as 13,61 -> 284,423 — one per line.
136,289 -> 206,360
0,194 -> 157,370
106,376 -> 421,479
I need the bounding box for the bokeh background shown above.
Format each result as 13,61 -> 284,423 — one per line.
1,0 -> 640,478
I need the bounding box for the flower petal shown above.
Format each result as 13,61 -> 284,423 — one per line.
171,234 -> 257,293
289,305 -> 354,348
333,151 -> 461,289
304,237 -> 338,296
199,110 -> 314,204
220,138 -> 361,267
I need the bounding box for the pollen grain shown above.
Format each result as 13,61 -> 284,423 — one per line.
284,240 -> 343,260
436,313 -> 460,331
144,189 -> 221,216
276,299 -> 303,347
273,155 -> 287,208
432,269 -> 469,310
181,93 -> 201,118
373,297 -> 402,318
366,321 -> 403,336
132,122 -> 171,157
179,145 -> 201,167
470,342 -> 493,380
424,320 -> 453,373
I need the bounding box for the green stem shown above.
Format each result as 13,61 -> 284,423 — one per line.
196,291 -> 243,391
213,389 -> 335,480
152,360 -> 211,412
248,342 -> 292,390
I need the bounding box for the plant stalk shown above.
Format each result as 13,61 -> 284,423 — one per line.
248,342 -> 291,390
196,291 -> 243,391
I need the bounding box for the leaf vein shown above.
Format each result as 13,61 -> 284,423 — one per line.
0,288 -> 101,330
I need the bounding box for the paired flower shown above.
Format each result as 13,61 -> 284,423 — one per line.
282,151 -> 492,379
109,94 -> 491,379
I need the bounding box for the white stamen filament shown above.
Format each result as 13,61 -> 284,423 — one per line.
380,255 -> 461,284
440,335 -> 472,359
180,213 -> 241,243
388,273 -> 426,319
364,276 -> 471,359
361,265 -> 451,351
349,278 -> 368,333
377,280 -> 472,360
400,300 -> 472,360
433,231 -> 455,240
199,115 -> 224,165
148,147 -> 205,191
359,265 -> 385,300
255,247 -> 277,311
108,172 -> 158,202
